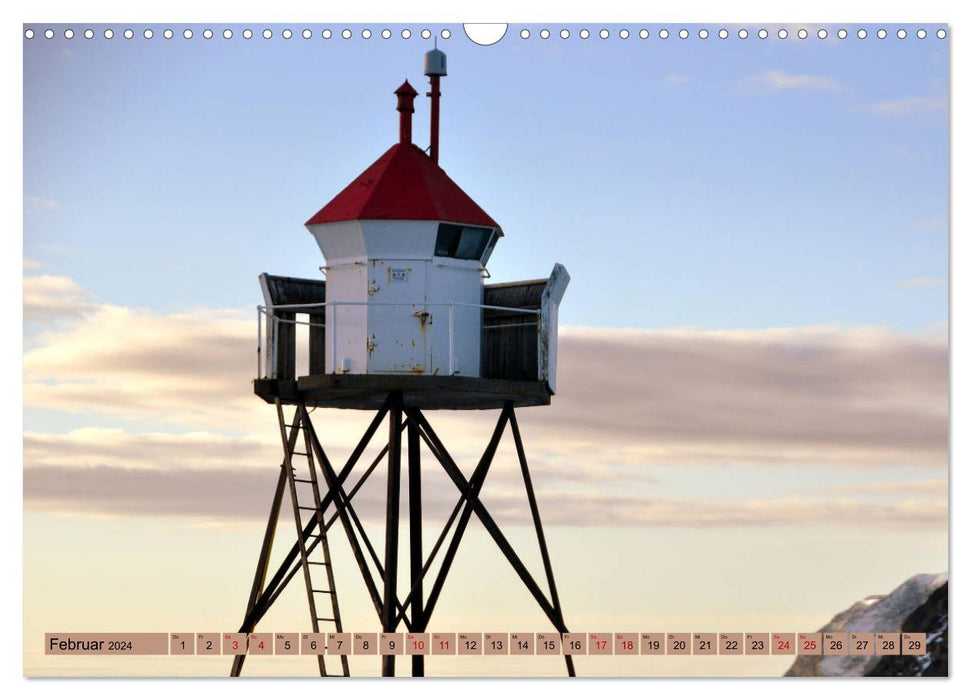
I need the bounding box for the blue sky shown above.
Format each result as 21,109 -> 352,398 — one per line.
24,23 -> 948,331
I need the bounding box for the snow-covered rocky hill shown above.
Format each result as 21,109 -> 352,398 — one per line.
785,572 -> 947,677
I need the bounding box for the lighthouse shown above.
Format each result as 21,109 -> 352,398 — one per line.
236,49 -> 576,678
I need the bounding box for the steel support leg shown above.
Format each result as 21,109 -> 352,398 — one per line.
381,392 -> 403,677
407,418 -> 424,677
230,425 -> 296,677
510,408 -> 576,677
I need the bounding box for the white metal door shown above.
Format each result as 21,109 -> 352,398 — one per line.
367,260 -> 428,374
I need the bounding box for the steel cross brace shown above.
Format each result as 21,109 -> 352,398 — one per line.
232,399 -> 414,662
392,403 -> 511,627
405,405 -> 576,677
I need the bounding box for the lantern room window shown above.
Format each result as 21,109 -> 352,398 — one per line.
435,223 -> 497,261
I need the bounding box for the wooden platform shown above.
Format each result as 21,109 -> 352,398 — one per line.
254,374 -> 552,410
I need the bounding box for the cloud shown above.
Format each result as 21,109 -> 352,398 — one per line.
23,274 -> 97,323
743,69 -> 844,92
24,258 -> 43,270
24,195 -> 61,210
23,428 -> 279,472
665,74 -> 691,85
23,277 -> 948,469
520,325 -> 948,470
22,465 -> 946,529
899,277 -> 945,290
813,479 -> 947,497
21,276 -> 948,527
868,95 -> 947,116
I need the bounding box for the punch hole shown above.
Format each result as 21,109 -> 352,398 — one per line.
263,29 -> 273,39
323,29 -> 332,39
104,29 -> 113,39
24,28 -> 34,39
758,28 -> 767,39
817,29 -> 828,39
382,29 -> 392,39
540,29 -> 550,39
738,29 -> 748,39
421,29 -> 431,39
124,29 -> 134,39
718,29 -> 728,39
401,29 -> 411,39
619,29 -> 629,39
282,29 -> 292,39
659,29 -> 669,39
183,29 -> 193,39
223,29 -> 232,39
797,28 -> 808,39
778,28 -> 788,39
203,29 -> 213,39
837,29 -> 847,39
441,29 -> 451,39
560,29 -> 570,39
44,28 -> 53,39
698,29 -> 708,39
362,29 -> 372,39
84,29 -> 94,39
937,29 -> 946,39
144,28 -> 153,39
679,29 -> 689,39
877,29 -> 887,39
600,29 -> 609,39
580,29 -> 589,39
242,29 -> 253,39
64,28 -> 74,39
520,29 -> 530,39
858,29 -> 867,39
341,29 -> 351,39
641,29 -> 650,39
302,29 -> 311,39
163,29 -> 173,39
917,29 -> 927,39
464,24 -> 507,45
897,29 -> 907,39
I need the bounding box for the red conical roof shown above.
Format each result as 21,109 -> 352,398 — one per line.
305,143 -> 500,229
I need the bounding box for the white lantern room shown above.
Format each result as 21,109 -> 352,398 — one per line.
305,72 -> 502,378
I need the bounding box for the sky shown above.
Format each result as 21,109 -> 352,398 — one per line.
21,21 -> 948,679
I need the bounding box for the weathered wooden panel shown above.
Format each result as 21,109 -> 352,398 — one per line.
259,273 -> 327,308
483,279 -> 545,317
481,280 -> 545,381
309,312 -> 326,375
275,311 -> 296,381
259,273 -> 326,379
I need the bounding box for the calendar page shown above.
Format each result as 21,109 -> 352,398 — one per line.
20,9 -> 949,684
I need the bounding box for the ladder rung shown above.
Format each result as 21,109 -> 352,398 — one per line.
311,589 -> 334,594
294,478 -> 315,484
298,506 -> 317,510
292,451 -> 309,456
308,561 -> 331,566
316,617 -> 337,622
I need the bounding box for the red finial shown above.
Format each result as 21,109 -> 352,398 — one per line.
395,80 -> 418,144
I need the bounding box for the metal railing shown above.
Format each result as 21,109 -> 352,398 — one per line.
257,300 -> 542,380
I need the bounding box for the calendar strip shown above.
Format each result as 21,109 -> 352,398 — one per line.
47,632 -> 929,657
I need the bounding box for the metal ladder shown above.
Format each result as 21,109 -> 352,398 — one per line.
276,399 -> 350,677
